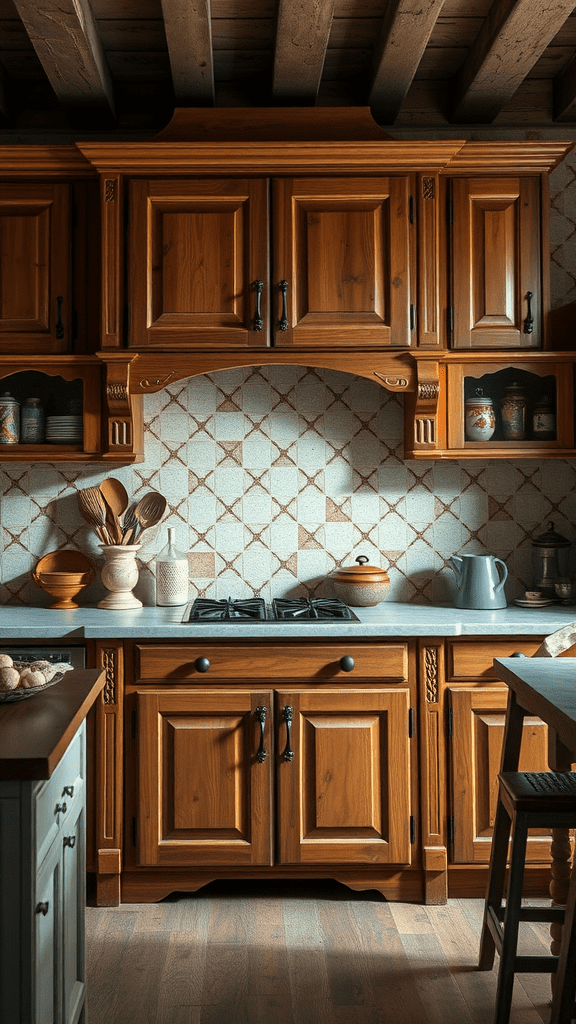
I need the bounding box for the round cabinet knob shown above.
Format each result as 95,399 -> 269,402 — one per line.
195,656 -> 210,673
36,902 -> 49,916
339,656 -> 355,672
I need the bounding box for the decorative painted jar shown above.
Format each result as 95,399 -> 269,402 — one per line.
0,391 -> 19,444
464,389 -> 495,442
500,381 -> 527,440
532,395 -> 556,441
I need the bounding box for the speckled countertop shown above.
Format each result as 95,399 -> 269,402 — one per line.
0,601 -> 574,640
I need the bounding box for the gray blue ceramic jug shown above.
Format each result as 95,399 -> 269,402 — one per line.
450,553 -> 508,609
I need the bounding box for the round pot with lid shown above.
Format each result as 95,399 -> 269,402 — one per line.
332,555 -> 390,607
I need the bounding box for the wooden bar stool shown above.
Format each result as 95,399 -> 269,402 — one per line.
478,769 -> 576,1024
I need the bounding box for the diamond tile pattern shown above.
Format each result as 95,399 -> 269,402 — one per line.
3,144 -> 576,608
1,365 -> 575,608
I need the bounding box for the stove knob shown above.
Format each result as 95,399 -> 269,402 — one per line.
195,657 -> 210,673
339,656 -> 355,672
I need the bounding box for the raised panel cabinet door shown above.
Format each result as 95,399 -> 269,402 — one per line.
34,841 -> 60,1024
61,802 -> 85,1024
273,177 -> 413,347
277,688 -> 412,865
128,178 -> 270,348
0,183 -> 71,354
136,689 -> 274,867
451,177 -> 541,349
450,687 -> 551,864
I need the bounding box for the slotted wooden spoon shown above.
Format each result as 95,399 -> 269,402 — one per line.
132,491 -> 167,541
99,478 -> 128,544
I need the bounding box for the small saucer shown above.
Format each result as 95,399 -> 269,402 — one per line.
515,598 -> 555,607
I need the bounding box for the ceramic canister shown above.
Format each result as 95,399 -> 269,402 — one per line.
464,390 -> 495,441
0,392 -> 19,444
500,381 -> 527,440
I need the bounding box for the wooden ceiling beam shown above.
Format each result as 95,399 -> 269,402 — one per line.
368,0 -> 447,126
160,0 -> 215,106
451,0 -> 574,124
11,0 -> 115,121
272,0 -> 335,102
554,53 -> 576,121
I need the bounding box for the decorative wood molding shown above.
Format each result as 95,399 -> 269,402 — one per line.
424,646 -> 439,703
101,648 -> 117,705
412,360 -> 441,447
443,141 -> 573,175
126,350 -> 417,394
76,139 -> 468,176
0,145 -> 94,177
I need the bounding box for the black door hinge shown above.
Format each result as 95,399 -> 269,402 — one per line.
408,707 -> 415,738
409,195 -> 415,224
410,304 -> 416,331
448,196 -> 453,226
448,815 -> 454,846
131,709 -> 137,739
123,303 -> 130,340
448,306 -> 454,334
447,705 -> 453,739
410,815 -> 416,845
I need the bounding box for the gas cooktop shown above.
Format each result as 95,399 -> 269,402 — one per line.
183,596 -> 359,623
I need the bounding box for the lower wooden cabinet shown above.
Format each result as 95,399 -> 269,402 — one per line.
134,685 -> 413,870
449,686 -> 551,864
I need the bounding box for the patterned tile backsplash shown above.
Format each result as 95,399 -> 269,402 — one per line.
2,363 -> 575,609
2,139 -> 576,610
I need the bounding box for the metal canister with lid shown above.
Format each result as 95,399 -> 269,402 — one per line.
0,391 -> 19,444
531,521 -> 571,596
20,397 -> 45,443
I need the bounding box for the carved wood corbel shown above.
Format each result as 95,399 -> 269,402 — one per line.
98,354 -> 143,460
412,360 -> 441,447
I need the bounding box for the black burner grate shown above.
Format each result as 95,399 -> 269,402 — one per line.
185,596 -> 358,623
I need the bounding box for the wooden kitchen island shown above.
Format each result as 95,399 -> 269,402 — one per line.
0,668 -> 105,1024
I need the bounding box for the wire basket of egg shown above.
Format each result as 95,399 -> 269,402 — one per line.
0,654 -> 73,703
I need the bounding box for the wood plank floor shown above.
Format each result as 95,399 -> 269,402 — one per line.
85,880 -> 554,1024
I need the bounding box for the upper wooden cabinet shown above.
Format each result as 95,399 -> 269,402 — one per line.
450,177 -> 541,350
0,183 -> 72,355
127,175 -> 414,350
128,178 -> 269,349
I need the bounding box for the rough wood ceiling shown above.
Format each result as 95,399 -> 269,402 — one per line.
1,0 -> 576,138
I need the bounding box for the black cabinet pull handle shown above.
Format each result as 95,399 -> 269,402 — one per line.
524,291 -> 534,334
340,656 -> 355,672
278,280 -> 289,331
36,902 -> 49,916
195,657 -> 210,673
54,802 -> 67,815
62,786 -> 74,798
63,835 -> 76,848
281,705 -> 294,762
251,279 -> 263,331
255,705 -> 267,762
55,296 -> 64,340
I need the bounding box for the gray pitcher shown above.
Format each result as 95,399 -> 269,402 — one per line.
450,553 -> 508,609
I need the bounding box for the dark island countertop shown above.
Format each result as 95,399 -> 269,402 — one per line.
0,668 -> 105,781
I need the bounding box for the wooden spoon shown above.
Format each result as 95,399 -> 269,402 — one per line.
99,478 -> 128,544
132,491 -> 167,541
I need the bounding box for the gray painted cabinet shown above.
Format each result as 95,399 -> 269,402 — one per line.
0,721 -> 86,1024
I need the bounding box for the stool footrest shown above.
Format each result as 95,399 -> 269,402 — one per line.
493,905 -> 566,924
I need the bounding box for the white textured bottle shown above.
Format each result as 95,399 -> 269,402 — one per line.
155,527 -> 189,606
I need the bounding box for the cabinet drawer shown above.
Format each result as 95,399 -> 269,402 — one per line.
446,640 -> 541,681
35,724 -> 84,868
135,644 -> 409,683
